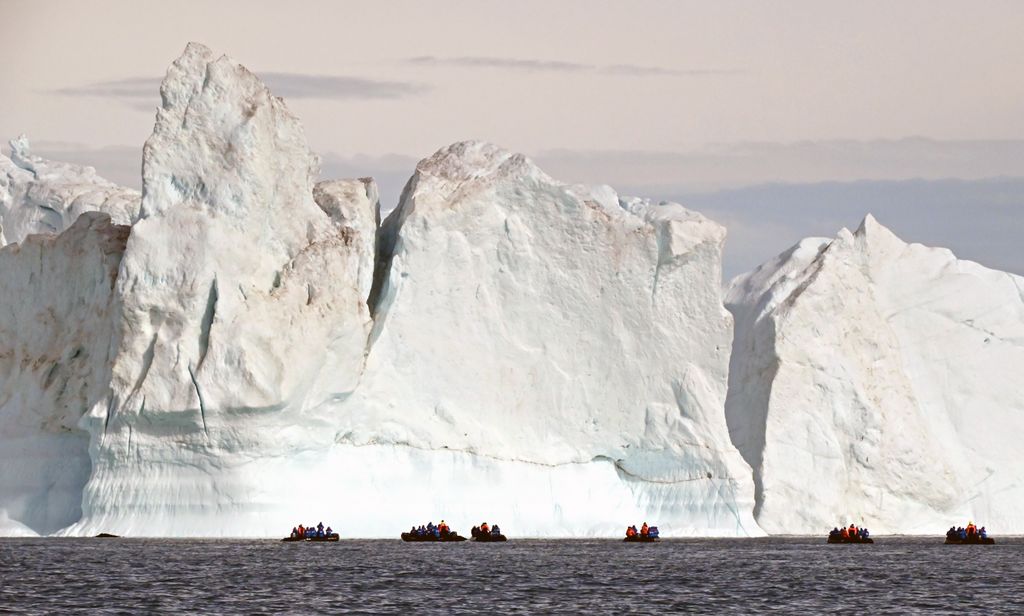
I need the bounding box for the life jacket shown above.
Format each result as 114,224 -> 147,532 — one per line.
641,524 -> 649,535
626,527 -> 636,537
840,527 -> 849,538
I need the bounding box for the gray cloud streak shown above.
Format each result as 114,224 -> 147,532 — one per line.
52,72 -> 427,108
407,55 -> 742,76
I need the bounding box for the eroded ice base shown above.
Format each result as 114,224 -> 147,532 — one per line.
61,444 -> 761,538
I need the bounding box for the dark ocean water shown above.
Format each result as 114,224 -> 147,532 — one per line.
1,537 -> 1021,614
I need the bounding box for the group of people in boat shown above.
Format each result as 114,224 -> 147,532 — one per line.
408,520 -> 454,538
290,522 -> 334,539
829,524 -> 871,541
472,522 -> 502,537
947,522 -> 987,541
625,522 -> 659,539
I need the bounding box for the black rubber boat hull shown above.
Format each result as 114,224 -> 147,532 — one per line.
623,536 -> 659,542
472,534 -> 507,542
470,528 -> 507,542
401,532 -> 466,542
827,537 -> 874,544
282,534 -> 340,542
945,537 -> 995,544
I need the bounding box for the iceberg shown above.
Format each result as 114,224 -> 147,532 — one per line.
0,43 -> 757,537
726,215 -> 1024,534
11,40 -> 1021,539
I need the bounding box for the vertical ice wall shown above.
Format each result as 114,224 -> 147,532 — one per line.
0,213 -> 128,534
69,43 -> 378,536
340,141 -> 760,536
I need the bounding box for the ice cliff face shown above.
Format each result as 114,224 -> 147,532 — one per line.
0,136 -> 139,246
64,43 -> 377,536
726,215 -> 1024,534
13,40 -> 1022,538
0,213 -> 128,534
33,43 -> 755,537
342,142 -> 758,537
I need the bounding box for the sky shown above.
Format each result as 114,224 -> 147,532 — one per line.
2,0 -> 1022,279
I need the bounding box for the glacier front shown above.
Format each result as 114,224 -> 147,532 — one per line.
7,40 -> 1022,539
0,42 -> 758,537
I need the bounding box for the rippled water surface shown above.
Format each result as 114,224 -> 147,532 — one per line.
2,537 -> 1022,614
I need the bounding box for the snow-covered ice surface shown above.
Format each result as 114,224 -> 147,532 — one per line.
726,215 -> 1024,534
0,136 -> 139,247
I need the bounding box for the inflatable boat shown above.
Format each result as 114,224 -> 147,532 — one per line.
827,536 -> 874,544
945,536 -> 995,545
401,531 -> 466,542
281,533 -> 339,542
623,535 -> 659,542
471,527 -> 507,542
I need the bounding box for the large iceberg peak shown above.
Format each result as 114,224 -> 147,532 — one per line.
726,215 -> 1024,534
141,42 -> 322,237
70,43 -> 378,536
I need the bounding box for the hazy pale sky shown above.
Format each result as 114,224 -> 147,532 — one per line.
2,0 -> 1022,278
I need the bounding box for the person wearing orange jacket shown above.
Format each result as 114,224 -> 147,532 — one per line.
640,522 -> 649,537
839,526 -> 849,540
480,522 -> 489,534
626,526 -> 637,538
848,524 -> 858,539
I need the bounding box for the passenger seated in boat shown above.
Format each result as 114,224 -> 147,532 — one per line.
947,527 -> 956,540
291,527 -> 299,538
439,520 -> 450,535
480,522 -> 489,534
626,525 -> 637,538
848,524 -> 858,539
860,528 -> 870,539
317,522 -> 325,537
648,526 -> 659,538
325,526 -> 333,536
641,522 -> 649,537
958,527 -> 967,540
839,526 -> 849,540
979,527 -> 987,539
491,524 -> 501,536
